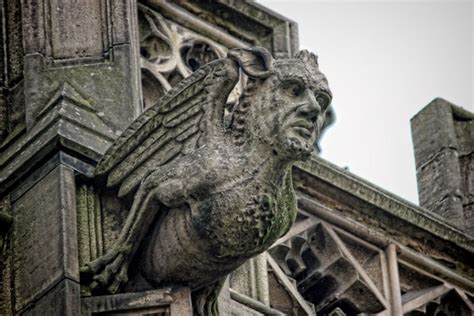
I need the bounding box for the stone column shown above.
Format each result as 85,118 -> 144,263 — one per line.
411,98 -> 473,235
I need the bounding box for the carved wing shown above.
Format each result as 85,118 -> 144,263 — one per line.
95,57 -> 239,197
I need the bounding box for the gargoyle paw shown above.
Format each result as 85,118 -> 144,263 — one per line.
80,246 -> 130,294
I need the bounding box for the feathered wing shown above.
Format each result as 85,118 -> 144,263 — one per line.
95,58 -> 240,197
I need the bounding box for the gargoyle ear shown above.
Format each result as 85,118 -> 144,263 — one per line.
227,47 -> 273,79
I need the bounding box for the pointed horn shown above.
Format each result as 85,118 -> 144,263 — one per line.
227,47 -> 273,79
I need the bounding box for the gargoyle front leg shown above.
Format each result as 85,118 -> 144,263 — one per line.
81,170 -> 166,293
81,159 -> 212,293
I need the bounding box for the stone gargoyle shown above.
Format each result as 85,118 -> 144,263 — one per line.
80,46 -> 332,315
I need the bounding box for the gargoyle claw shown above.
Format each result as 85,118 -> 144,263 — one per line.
80,246 -> 131,294
108,264 -> 129,294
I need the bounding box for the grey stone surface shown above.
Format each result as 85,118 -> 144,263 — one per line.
269,222 -> 386,314
411,98 -> 459,164
295,158 -> 474,285
416,148 -> 464,221
0,209 -> 12,315
12,165 -> 79,312
21,279 -> 80,316
81,287 -> 191,315
0,0 -> 24,141
295,158 -> 473,253
230,254 -> 269,304
0,0 -> 142,197
291,157 -> 474,315
411,98 -> 474,235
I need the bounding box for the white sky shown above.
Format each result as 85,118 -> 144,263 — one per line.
259,0 -> 473,204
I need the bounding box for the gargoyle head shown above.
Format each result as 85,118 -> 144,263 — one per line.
229,47 -> 332,160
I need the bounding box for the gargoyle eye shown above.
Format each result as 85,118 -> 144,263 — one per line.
283,80 -> 304,97
315,93 -> 330,109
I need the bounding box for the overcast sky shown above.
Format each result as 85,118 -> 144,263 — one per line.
259,0 -> 473,204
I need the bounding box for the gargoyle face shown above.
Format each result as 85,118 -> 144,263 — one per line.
265,59 -> 331,160
229,47 -> 332,160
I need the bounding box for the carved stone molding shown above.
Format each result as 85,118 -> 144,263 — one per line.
399,261 -> 474,315
76,183 -> 105,266
163,0 -> 299,59
0,0 -> 142,199
138,3 -> 228,109
402,284 -> 474,315
267,252 -> 316,315
0,81 -> 116,195
275,157 -> 474,315
269,221 -> 387,314
294,158 -> 474,275
268,205 -> 474,315
22,0 -> 142,130
81,287 -> 192,315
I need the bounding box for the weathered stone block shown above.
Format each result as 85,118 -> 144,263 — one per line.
411,98 -> 473,233
47,0 -> 105,59
21,279 -> 80,316
416,149 -> 464,220
454,116 -> 474,157
411,98 -> 458,166
12,165 -> 79,312
21,0 -> 141,133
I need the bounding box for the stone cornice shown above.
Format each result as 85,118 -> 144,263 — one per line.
293,157 -> 474,295
295,157 -> 473,252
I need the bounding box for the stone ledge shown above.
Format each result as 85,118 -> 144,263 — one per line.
295,157 -> 473,252
81,287 -> 192,315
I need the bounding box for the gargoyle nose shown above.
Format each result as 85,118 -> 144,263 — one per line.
297,89 -> 321,121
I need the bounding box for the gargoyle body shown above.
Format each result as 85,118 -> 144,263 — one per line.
81,47 -> 332,315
